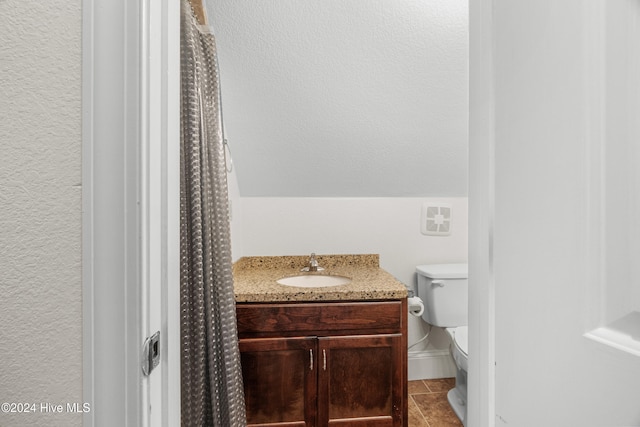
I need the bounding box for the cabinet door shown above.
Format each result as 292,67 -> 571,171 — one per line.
239,337 -> 317,427
318,334 -> 404,427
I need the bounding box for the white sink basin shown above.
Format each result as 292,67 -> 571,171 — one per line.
277,274 -> 351,288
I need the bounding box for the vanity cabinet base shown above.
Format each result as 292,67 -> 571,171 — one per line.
237,300 -> 408,427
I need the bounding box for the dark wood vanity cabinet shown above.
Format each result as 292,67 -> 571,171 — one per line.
239,336 -> 317,425
236,300 -> 408,427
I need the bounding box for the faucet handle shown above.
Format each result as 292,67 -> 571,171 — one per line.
301,253 -> 324,272
310,253 -> 318,267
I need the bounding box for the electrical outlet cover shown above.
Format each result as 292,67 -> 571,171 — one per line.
421,202 -> 452,236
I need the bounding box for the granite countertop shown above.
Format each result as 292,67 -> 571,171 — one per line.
233,254 -> 408,303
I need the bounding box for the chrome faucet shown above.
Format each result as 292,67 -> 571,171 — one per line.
309,253 -> 319,271
302,253 -> 324,272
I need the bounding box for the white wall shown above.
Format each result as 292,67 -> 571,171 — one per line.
238,196 -> 468,378
240,197 -> 467,284
0,1 -> 83,426
209,0 -> 468,197
229,169 -> 245,262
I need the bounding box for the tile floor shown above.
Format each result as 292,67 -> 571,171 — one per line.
408,378 -> 463,427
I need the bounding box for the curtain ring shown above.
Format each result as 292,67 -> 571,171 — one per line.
223,139 -> 233,173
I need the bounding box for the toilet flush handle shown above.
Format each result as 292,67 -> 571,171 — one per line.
432,280 -> 445,287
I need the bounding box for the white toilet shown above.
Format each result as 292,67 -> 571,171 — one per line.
416,263 -> 468,426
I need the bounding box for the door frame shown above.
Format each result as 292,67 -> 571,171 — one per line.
468,1 -> 496,427
82,0 -> 180,425
83,1 -> 499,426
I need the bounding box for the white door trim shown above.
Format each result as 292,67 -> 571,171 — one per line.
468,1 -> 496,426
82,0 -> 143,425
155,0 -> 181,425
82,0 -> 144,424
82,0 -> 180,425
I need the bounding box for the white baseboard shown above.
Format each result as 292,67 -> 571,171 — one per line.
408,348 -> 456,380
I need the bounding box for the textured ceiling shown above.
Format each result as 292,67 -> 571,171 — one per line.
206,0 -> 468,197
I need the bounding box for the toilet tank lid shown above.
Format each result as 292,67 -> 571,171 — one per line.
416,263 -> 468,279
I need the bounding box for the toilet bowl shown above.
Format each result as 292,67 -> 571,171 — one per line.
447,326 -> 468,372
446,326 -> 468,425
416,263 -> 468,426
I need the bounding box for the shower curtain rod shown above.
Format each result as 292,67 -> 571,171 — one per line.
189,0 -> 207,25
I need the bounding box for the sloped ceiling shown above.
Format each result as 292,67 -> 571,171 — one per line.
207,0 -> 468,197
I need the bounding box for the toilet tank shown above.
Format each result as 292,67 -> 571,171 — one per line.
416,263 -> 468,327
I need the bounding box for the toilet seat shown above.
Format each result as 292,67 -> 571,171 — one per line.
453,326 -> 468,357
446,326 -> 468,372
